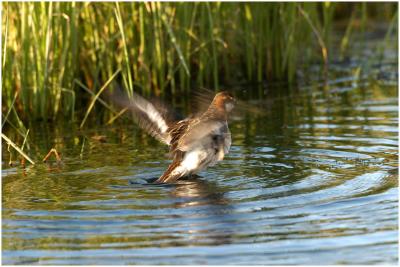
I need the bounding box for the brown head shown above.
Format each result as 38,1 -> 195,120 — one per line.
212,91 -> 236,114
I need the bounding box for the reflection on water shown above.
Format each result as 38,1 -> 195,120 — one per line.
2,74 -> 399,264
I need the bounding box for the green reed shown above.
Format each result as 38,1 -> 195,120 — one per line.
2,2 -> 397,125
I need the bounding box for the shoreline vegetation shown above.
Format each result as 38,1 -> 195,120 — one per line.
1,2 -> 398,164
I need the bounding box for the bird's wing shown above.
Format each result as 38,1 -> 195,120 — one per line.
189,88 -> 217,116
110,90 -> 179,145
176,119 -> 225,152
168,119 -> 192,152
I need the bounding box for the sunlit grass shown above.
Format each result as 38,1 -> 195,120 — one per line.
1,2 -> 397,125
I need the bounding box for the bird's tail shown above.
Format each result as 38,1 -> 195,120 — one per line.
155,159 -> 186,183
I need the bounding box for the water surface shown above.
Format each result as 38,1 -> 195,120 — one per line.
3,76 -> 398,264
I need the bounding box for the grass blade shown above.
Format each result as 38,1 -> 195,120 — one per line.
80,69 -> 121,129
1,133 -> 35,165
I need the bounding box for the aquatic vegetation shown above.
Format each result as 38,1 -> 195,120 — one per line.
1,131 -> 35,165
1,2 -> 397,125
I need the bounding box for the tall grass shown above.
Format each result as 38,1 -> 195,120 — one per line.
2,2 -> 397,124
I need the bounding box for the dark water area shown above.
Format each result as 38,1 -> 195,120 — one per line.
2,32 -> 399,264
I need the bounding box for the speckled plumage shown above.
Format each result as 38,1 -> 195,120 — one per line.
117,91 -> 235,183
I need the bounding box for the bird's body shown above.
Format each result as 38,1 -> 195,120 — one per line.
117,91 -> 235,183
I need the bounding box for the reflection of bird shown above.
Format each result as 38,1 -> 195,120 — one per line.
114,91 -> 235,183
170,178 -> 235,246
172,178 -> 229,207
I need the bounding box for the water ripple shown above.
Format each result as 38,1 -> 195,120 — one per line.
2,83 -> 398,264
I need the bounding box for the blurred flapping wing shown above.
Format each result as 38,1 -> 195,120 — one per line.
110,90 -> 178,145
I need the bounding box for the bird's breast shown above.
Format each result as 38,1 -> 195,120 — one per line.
181,150 -> 208,171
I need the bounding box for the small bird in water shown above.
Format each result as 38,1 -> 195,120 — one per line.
115,91 -> 235,183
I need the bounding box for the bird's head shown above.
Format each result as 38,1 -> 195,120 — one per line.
213,91 -> 236,113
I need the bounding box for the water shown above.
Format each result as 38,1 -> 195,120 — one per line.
2,76 -> 398,264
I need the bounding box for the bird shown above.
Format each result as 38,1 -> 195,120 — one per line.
113,90 -> 235,183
